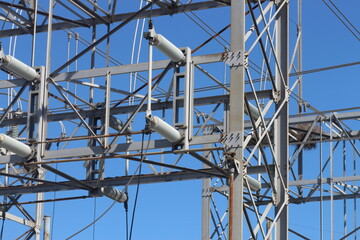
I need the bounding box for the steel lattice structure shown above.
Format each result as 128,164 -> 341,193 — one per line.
0,0 -> 358,239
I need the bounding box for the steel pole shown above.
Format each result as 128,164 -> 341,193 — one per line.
229,0 -> 245,239
201,145 -> 211,239
297,0 -> 304,197
34,0 -> 53,238
274,0 -> 289,239
43,215 -> 50,240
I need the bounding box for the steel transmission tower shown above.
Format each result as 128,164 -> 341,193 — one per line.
0,0 -> 358,239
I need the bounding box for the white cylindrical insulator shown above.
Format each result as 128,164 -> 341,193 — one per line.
0,134 -> 32,158
109,116 -> 124,132
2,55 -> 38,81
153,34 -> 185,63
10,125 -> 19,138
148,115 -> 182,144
246,175 -> 262,192
102,186 -> 127,203
245,103 -> 260,120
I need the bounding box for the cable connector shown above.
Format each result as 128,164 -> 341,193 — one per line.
123,192 -> 129,211
148,19 -> 153,30
144,116 -> 153,135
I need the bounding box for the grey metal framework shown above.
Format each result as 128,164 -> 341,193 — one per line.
0,0 -> 358,239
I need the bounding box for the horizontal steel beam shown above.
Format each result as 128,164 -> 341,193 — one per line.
0,1 -> 227,37
0,53 -> 224,88
53,53 -> 224,81
0,169 -> 220,195
0,94 -> 229,126
255,193 -> 360,206
2,91 -> 360,128
289,175 -> 360,186
0,165 -> 275,195
0,212 -> 35,228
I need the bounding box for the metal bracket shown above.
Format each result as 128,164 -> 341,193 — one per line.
224,152 -> 241,173
223,51 -> 245,68
221,131 -> 242,149
286,88 -> 291,102
202,187 -> 212,197
272,90 -> 280,103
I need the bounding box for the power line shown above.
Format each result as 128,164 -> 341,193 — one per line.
129,131 -> 150,240
322,0 -> 360,41
327,0 -> 360,35
178,0 -> 229,48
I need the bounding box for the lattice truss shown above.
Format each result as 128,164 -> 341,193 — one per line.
0,0 -> 358,239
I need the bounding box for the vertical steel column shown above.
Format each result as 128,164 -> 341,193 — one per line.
35,66 -> 47,240
297,0 -> 303,196
183,47 -> 193,150
266,219 -> 272,240
104,71 -> 111,148
353,140 -> 357,240
34,0 -> 53,238
147,38 -> 153,117
30,0 -> 38,67
229,0 -> 245,239
43,215 -> 50,240
202,145 -> 211,239
86,15 -> 99,182
330,117 -> 334,240
343,141 -> 347,237
297,0 -> 302,114
274,0 -> 289,239
172,47 -> 193,149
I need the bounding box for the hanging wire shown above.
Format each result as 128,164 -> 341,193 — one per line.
130,17 -> 147,105
66,129 -> 151,240
33,3 -> 165,97
125,201 -> 129,240
65,201 -> 117,240
322,0 -> 360,41
129,0 -> 145,106
92,198 -> 97,240
0,218 -> 5,240
50,122 -> 67,239
177,0 -> 229,47
327,0 -> 360,36
128,130 -> 150,240
50,163 -> 58,240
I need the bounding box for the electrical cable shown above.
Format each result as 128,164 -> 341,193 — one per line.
125,200 -> 129,240
191,3 -> 259,54
92,198 -> 97,240
130,0 -> 145,104
65,201 -> 117,240
322,0 -> 360,41
327,0 -> 360,35
0,218 -> 5,240
182,11 -> 228,48
35,3 -> 167,96
128,130 -> 151,240
66,165 -> 144,239
178,0 -> 229,46
65,130 -> 151,240
50,164 -> 58,240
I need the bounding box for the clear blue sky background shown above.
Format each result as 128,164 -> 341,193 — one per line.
0,0 -> 359,239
